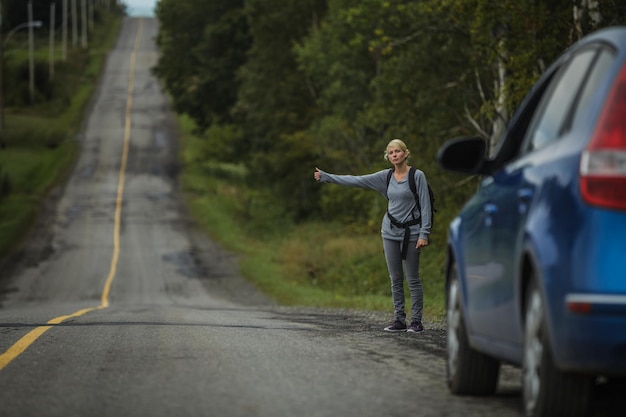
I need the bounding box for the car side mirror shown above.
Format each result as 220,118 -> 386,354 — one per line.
437,136 -> 488,175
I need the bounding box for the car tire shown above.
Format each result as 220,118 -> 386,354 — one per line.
522,279 -> 592,417
446,262 -> 500,395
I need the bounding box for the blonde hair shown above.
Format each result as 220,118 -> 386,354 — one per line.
384,138 -> 410,161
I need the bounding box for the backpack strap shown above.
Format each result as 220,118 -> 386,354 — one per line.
385,168 -> 394,199
386,166 -> 421,260
408,166 -> 420,212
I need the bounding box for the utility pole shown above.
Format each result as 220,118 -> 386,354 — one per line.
50,2 -> 55,81
72,0 -> 77,48
0,0 -> 4,143
89,0 -> 94,33
62,0 -> 67,61
81,0 -> 87,48
0,0 -> 6,140
28,0 -> 34,104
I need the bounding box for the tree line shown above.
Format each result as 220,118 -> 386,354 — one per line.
153,0 -> 626,226
0,0 -> 123,109
1,1 -> 120,35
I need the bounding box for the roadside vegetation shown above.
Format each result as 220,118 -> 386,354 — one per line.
0,3 -> 125,258
155,1 -> 626,322
177,113 -> 450,319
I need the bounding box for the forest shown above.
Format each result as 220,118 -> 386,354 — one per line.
153,0 -> 626,230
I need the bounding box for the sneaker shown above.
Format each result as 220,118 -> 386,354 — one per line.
407,321 -> 424,333
383,320 -> 407,332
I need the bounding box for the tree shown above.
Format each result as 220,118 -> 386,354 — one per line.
154,0 -> 250,132
152,0 -> 626,223
426,0 -> 576,154
234,0 -> 326,151
230,0 -> 326,219
295,0 -> 391,174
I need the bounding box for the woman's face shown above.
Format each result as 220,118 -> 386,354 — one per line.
386,146 -> 407,164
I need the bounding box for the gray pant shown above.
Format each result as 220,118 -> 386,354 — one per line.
383,237 -> 423,324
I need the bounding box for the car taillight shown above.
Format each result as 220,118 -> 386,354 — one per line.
580,61 -> 626,211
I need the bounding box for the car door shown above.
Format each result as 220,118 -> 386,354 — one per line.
464,46 -> 602,345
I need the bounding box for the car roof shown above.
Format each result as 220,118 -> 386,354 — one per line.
576,26 -> 626,50
486,26 -> 626,169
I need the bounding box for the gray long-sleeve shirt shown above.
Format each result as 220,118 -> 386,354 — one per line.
318,168 -> 432,241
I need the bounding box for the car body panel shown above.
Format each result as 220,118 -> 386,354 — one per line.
442,26 -> 626,376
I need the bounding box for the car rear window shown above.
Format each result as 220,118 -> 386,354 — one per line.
570,47 -> 617,130
524,48 -> 597,152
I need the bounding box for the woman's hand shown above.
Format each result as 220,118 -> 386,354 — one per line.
416,238 -> 428,249
314,167 -> 322,181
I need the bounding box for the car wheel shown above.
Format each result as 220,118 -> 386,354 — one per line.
522,279 -> 592,417
447,261 -> 500,395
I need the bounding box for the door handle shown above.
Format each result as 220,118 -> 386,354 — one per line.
484,203 -> 498,214
483,203 -> 497,227
518,188 -> 533,201
518,188 -> 533,214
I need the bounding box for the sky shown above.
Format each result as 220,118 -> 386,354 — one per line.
124,0 -> 157,17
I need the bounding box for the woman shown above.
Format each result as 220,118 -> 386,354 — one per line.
314,139 -> 432,333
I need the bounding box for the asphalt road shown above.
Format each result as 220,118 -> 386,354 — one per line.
0,17 -> 622,417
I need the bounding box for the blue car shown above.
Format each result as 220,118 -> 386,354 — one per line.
437,26 -> 626,417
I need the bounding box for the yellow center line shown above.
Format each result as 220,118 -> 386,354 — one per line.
0,19 -> 144,372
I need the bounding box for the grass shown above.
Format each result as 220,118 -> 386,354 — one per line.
177,114 -> 449,322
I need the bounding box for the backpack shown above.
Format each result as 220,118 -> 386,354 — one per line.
386,166 -> 437,229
